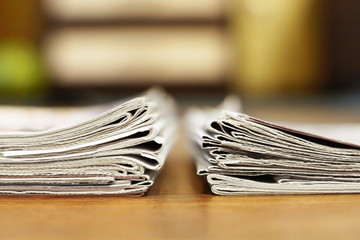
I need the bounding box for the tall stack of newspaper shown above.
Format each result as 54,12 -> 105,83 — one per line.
187,97 -> 360,195
0,88 -> 177,195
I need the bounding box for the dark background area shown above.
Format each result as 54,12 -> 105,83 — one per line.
0,0 -> 359,105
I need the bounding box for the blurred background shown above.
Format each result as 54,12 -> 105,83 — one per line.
0,0 -> 359,107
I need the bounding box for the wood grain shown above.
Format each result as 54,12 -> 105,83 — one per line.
1,120 -> 360,239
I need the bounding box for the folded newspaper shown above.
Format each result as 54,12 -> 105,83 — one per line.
186,97 -> 360,195
0,88 -> 176,195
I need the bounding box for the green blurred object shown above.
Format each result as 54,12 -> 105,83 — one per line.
0,40 -> 46,97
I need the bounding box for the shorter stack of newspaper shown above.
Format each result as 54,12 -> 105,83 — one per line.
187,97 -> 360,195
0,88 -> 176,195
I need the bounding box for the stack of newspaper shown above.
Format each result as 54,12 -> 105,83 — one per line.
187,97 -> 360,195
0,88 -> 176,195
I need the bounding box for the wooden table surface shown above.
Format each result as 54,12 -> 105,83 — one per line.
1,103 -> 360,240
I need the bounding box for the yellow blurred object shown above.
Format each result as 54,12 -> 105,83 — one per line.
230,0 -> 327,95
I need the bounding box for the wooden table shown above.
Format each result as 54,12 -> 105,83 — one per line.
1,102 -> 360,240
